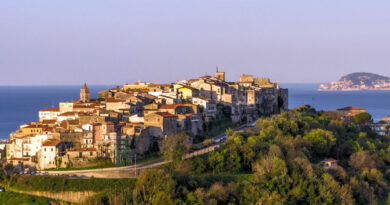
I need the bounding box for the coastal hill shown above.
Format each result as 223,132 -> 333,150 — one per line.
318,72 -> 390,91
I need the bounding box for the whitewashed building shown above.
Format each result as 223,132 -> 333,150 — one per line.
38,108 -> 60,122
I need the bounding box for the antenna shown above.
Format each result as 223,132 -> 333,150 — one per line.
216,66 -> 219,72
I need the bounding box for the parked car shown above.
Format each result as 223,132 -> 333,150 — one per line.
0,187 -> 5,192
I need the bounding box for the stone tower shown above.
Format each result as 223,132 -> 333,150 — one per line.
80,83 -> 90,102
216,67 -> 225,81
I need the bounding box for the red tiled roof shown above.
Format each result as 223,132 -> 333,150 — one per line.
337,106 -> 366,111
42,120 -> 57,124
39,108 -> 60,112
73,105 -> 92,109
60,121 -> 68,128
160,104 -> 188,109
42,127 -> 54,132
128,122 -> 144,125
10,157 -> 29,161
42,139 -> 61,146
23,124 -> 47,129
106,98 -> 125,103
155,112 -> 177,118
59,112 -> 78,116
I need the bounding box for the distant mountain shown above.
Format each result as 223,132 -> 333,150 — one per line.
318,72 -> 390,91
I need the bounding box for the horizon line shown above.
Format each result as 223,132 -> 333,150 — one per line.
0,82 -> 326,86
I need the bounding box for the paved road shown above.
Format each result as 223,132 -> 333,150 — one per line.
39,123 -> 252,178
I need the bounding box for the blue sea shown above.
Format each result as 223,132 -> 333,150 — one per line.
1,84 -> 390,140
0,85 -> 113,140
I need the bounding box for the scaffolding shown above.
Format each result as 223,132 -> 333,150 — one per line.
113,135 -> 134,166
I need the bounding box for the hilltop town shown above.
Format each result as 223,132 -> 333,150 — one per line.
3,71 -> 288,170
318,72 -> 390,91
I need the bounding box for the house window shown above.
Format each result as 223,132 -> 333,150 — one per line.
51,148 -> 53,152
90,152 -> 93,156
44,148 -> 46,151
79,152 -> 82,158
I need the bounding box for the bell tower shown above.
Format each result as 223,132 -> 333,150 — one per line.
216,67 -> 225,81
80,82 -> 90,102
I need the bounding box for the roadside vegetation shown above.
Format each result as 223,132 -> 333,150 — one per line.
2,105 -> 390,204
43,157 -> 114,171
0,191 -> 53,205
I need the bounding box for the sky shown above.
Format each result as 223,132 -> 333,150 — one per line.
1,0 -> 390,85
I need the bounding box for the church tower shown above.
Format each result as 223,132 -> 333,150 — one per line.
216,67 -> 225,81
80,83 -> 90,102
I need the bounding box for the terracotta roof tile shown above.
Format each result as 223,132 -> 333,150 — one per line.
42,120 -> 57,124
159,104 -> 188,109
10,158 -> 29,161
155,112 -> 177,118
42,139 -> 61,146
337,106 -> 366,111
106,98 -> 125,103
39,108 -> 60,112
59,112 -> 78,116
23,125 -> 47,129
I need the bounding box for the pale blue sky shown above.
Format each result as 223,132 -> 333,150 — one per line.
1,1 -> 390,85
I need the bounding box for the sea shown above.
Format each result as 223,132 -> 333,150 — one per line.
0,83 -> 390,140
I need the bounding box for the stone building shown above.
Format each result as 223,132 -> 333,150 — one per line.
336,106 -> 366,117
144,112 -> 178,138
188,71 -> 288,122
37,139 -> 66,170
80,83 -> 90,103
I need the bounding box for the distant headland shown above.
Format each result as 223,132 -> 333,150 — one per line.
318,72 -> 390,91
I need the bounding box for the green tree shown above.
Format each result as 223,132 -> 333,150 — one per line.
160,132 -> 190,167
253,155 -> 287,183
348,151 -> 376,171
208,151 -> 224,175
192,158 -> 206,174
133,168 -> 175,205
256,190 -> 286,205
303,128 -> 336,156
352,112 -> 372,124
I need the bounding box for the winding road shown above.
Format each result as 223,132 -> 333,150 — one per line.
38,123 -> 252,178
